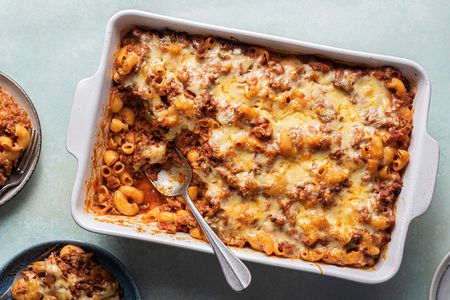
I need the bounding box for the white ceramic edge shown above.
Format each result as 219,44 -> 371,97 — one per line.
429,250 -> 450,300
66,9 -> 439,284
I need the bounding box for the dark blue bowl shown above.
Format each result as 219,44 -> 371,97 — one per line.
0,240 -> 141,299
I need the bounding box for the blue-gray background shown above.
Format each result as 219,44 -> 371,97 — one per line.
0,1 -> 449,299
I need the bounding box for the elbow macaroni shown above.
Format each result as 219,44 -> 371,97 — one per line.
114,190 -> 139,216
15,125 -> 31,149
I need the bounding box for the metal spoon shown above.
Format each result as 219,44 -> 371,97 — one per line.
145,147 -> 251,292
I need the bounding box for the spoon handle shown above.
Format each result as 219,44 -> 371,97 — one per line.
183,190 -> 251,292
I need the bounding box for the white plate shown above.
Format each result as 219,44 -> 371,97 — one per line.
66,10 -> 439,284
0,72 -> 42,207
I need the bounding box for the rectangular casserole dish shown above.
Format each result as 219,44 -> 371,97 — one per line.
66,10 -> 439,284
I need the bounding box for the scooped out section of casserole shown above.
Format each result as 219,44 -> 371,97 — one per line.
87,28 -> 414,268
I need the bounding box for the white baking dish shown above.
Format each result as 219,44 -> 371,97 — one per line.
66,10 -> 439,284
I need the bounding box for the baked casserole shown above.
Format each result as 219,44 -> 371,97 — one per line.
86,28 -> 414,268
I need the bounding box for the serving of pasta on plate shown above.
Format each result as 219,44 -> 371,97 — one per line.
0,87 -> 32,186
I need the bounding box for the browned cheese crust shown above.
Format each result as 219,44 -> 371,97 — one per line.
87,29 -> 414,268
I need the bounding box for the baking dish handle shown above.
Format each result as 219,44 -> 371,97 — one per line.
411,133 -> 439,219
66,75 -> 97,159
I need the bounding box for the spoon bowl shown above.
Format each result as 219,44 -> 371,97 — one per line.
150,156 -> 192,197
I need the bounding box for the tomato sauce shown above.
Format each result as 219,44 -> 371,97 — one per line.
135,178 -> 164,212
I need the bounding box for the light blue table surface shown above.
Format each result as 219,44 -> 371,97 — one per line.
0,1 -> 449,299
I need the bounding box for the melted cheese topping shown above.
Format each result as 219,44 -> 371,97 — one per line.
92,29 -> 413,268
12,247 -> 120,300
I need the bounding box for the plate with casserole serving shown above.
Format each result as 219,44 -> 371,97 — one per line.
67,10 -> 439,284
0,240 -> 141,299
0,72 -> 41,207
